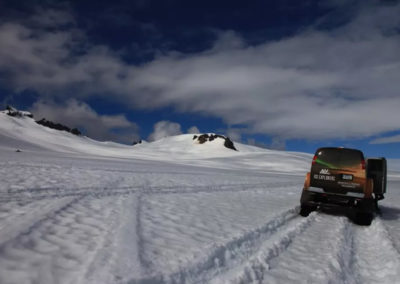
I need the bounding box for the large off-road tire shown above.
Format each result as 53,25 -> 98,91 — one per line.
354,212 -> 373,226
354,199 -> 374,226
300,204 -> 316,217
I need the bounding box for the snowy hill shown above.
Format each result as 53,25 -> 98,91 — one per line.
0,111 -> 311,173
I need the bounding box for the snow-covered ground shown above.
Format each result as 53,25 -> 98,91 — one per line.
1,112 -> 400,284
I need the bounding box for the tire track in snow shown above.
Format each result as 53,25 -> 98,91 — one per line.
136,191 -> 154,275
0,196 -> 82,246
79,193 -> 150,284
101,194 -> 144,283
127,207 -> 316,283
227,213 -> 400,284
0,195 -> 88,284
380,223 -> 400,256
351,217 -> 400,283
0,195 -> 125,284
208,212 -> 317,284
0,182 -> 295,203
234,213 -> 356,284
80,193 -> 133,284
82,191 -> 159,283
325,218 -> 360,284
377,206 -> 400,256
82,191 -> 157,283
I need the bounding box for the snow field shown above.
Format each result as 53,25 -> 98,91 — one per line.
0,151 -> 306,283
1,112 -> 400,283
1,153 -> 400,284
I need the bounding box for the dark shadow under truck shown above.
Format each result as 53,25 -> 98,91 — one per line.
300,147 -> 386,226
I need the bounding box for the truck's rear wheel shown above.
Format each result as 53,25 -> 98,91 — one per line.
355,212 -> 373,226
354,199 -> 374,225
300,204 -> 316,217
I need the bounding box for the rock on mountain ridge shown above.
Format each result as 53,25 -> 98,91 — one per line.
4,105 -> 82,136
5,105 -> 34,118
36,118 -> 81,136
193,133 -> 237,151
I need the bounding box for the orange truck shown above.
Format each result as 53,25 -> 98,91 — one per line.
300,147 -> 386,225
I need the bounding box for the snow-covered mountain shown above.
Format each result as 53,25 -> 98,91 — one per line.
0,110 -> 312,173
0,109 -> 259,155
1,109 -> 400,284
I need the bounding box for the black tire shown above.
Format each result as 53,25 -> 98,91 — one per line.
354,212 -> 373,226
354,199 -> 375,226
300,204 -> 315,217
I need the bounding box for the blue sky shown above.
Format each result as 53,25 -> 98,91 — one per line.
1,0 -> 400,157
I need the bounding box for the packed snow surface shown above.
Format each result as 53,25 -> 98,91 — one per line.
1,112 -> 400,284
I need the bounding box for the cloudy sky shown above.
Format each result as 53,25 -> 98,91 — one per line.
1,0 -> 400,157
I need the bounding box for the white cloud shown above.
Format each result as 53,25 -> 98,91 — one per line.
270,137 -> 286,151
247,137 -> 284,150
148,121 -> 182,141
187,126 -> 200,134
30,99 -> 139,143
1,3 -> 400,141
370,134 -> 400,144
225,129 -> 242,142
247,138 -> 256,146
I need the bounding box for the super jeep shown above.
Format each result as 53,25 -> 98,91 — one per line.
300,147 -> 386,226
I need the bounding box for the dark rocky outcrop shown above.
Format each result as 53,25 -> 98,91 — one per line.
132,140 -> 142,146
4,106 -> 82,136
6,105 -> 33,118
197,134 -> 209,144
71,128 -> 81,136
36,118 -> 81,136
223,137 -> 236,151
194,133 -> 238,151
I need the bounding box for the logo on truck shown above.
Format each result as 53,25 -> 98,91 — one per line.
319,169 -> 330,175
314,168 -> 335,181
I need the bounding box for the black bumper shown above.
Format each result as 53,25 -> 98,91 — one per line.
300,189 -> 373,210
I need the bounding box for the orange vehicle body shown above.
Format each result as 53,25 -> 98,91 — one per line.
300,147 -> 384,225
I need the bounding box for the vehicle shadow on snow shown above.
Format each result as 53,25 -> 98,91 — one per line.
377,205 -> 400,221
315,204 -> 400,224
317,206 -> 351,218
316,206 -> 367,225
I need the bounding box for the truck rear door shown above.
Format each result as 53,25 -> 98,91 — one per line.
310,148 -> 365,193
